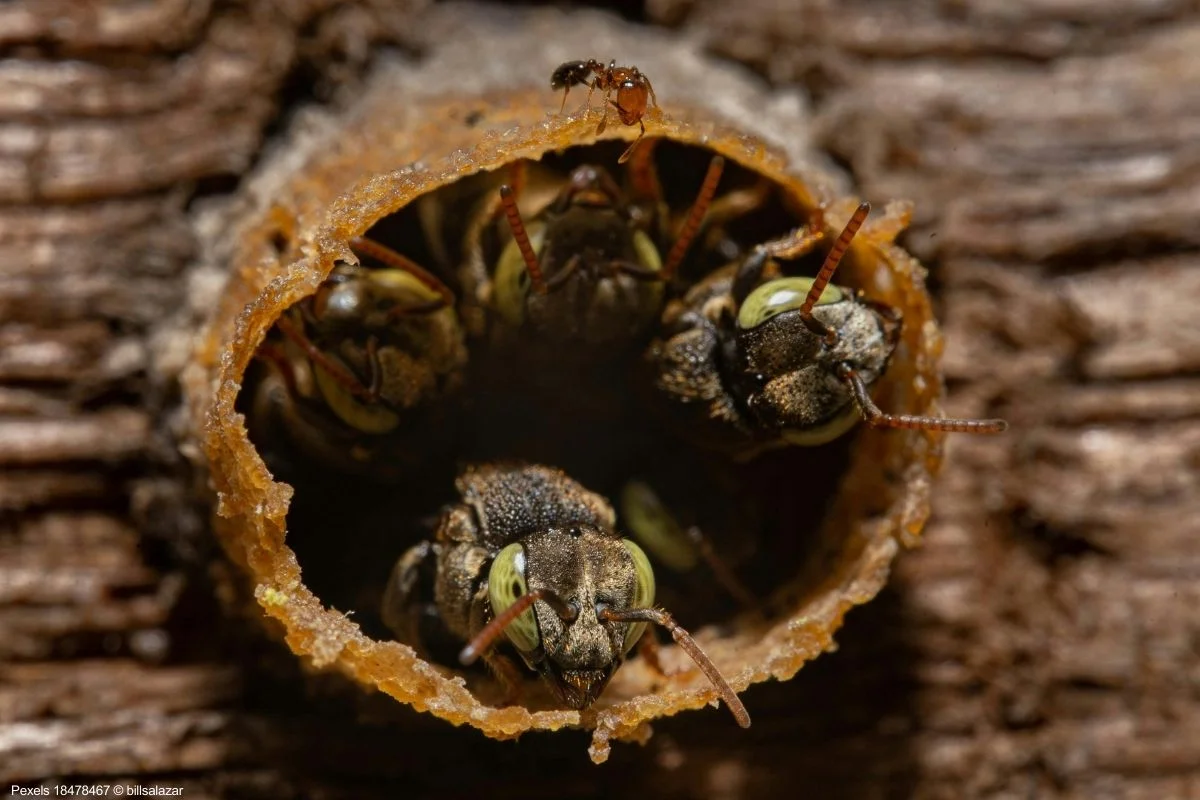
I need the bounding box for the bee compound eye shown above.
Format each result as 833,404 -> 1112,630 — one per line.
738,277 -> 845,330
619,540 -> 656,653
487,543 -> 540,653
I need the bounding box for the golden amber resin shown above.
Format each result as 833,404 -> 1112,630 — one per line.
185,6 -> 946,763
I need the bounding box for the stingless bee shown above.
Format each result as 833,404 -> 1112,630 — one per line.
460,151 -> 725,350
250,236 -> 467,475
381,462 -> 749,727
646,203 -> 1008,458
551,59 -> 657,164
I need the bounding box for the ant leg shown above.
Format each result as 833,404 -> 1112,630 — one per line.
595,86 -> 612,134
662,156 -> 726,281
558,85 -> 571,114
645,76 -> 658,108
349,236 -> 454,311
797,202 -> 870,344
499,184 -> 548,294
839,363 -> 1009,434
617,117 -> 646,165
275,315 -> 375,403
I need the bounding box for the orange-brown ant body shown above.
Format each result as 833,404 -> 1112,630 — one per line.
551,59 -> 657,163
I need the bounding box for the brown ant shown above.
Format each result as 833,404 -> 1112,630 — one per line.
551,59 -> 658,164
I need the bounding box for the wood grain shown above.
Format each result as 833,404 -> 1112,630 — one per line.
4,0 -> 1197,796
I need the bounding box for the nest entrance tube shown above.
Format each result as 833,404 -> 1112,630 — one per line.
186,54 -> 946,762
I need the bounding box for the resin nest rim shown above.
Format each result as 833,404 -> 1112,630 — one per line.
185,85 -> 946,762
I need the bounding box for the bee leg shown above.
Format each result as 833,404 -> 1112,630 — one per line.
483,651 -> 526,707
362,336 -> 384,400
700,179 -> 775,255
275,315 -> 376,403
685,525 -> 758,611
620,481 -> 755,609
255,341 -> 303,399
381,540 -> 440,658
613,259 -> 662,282
731,246 -> 773,307
637,630 -> 676,678
762,208 -> 827,260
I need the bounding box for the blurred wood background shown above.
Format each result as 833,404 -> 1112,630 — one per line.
3,1 -> 1198,796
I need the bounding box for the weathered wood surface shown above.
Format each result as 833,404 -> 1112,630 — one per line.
3,0 -> 1199,796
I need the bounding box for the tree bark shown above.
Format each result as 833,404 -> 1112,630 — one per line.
4,1 -> 1199,797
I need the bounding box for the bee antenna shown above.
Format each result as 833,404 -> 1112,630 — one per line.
798,202 -> 870,343
459,588 -> 575,665
499,185 -> 548,295
838,363 -> 1009,435
598,606 -> 750,728
348,236 -> 455,308
662,156 -> 725,281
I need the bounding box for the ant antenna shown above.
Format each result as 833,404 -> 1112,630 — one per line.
459,588 -> 576,665
499,185 -> 548,295
838,363 -> 1008,434
599,606 -> 750,728
797,202 -> 870,343
662,156 -> 725,281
